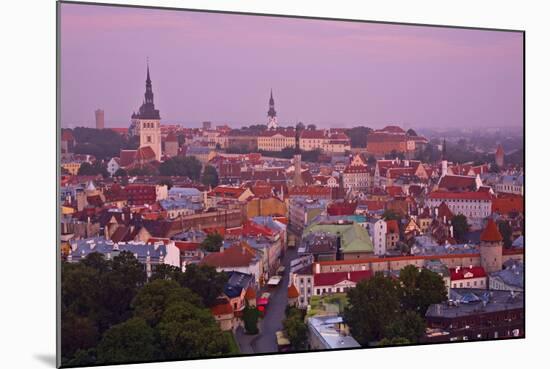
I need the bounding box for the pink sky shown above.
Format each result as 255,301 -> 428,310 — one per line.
60,2 -> 523,129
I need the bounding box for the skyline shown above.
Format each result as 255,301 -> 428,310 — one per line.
60,3 -> 523,129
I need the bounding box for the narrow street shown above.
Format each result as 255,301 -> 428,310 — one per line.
236,246 -> 298,354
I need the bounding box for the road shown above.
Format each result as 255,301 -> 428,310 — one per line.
236,246 -> 298,354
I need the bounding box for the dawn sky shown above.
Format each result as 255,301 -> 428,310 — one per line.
60,3 -> 523,129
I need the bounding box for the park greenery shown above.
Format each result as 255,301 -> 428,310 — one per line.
282,307 -> 308,351
61,252 -> 234,366
200,232 -> 224,253
344,267 -> 447,346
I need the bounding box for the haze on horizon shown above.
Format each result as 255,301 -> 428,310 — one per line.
60,3 -> 523,130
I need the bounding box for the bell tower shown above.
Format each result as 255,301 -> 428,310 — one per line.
267,89 -> 278,130
131,60 -> 162,161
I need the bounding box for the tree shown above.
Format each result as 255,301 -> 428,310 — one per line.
243,305 -> 260,334
406,128 -> 418,137
283,308 -> 308,350
367,155 -> 377,166
61,310 -> 99,360
113,168 -> 127,177
201,165 -> 219,187
159,156 -> 202,179
78,161 -> 109,177
158,178 -> 173,190
306,124 -> 317,131
344,273 -> 402,345
295,122 -> 305,132
498,220 -> 513,247
382,209 -> 402,222
451,214 -> 469,242
179,264 -> 228,307
385,311 -> 426,343
156,301 -> 231,359
346,126 -> 372,148
399,265 -> 447,315
96,318 -> 157,364
127,164 -> 159,176
200,232 -> 224,252
131,279 -> 202,326
377,337 -> 411,346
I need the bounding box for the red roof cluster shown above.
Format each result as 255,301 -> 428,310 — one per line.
201,242 -> 257,268
492,195 -> 524,215
287,284 -> 300,298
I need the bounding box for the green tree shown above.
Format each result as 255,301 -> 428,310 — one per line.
377,337 -> 411,346
113,168 -> 127,177
385,310 -> 426,343
78,161 -> 109,177
283,308 -> 308,350
61,310 -> 99,360
159,156 -> 202,179
382,209 -> 403,222
179,264 -> 228,307
498,220 -> 513,247
201,165 -> 219,187
158,178 -> 173,190
344,273 -> 401,345
399,265 -> 447,315
451,214 -> 470,242
306,124 -> 317,131
200,232 -> 224,252
131,279 -> 202,326
156,301 -> 232,359
346,126 -> 372,148
406,129 -> 418,137
127,164 -> 159,176
243,305 -> 260,334
96,318 -> 157,364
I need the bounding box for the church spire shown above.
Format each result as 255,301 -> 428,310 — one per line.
144,59 -> 154,105
267,88 -> 276,118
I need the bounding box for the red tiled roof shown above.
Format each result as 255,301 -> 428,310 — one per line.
174,241 -> 201,251
379,125 -> 406,134
259,129 -> 295,138
327,201 -> 357,216
386,219 -> 399,234
492,195 -> 523,215
359,200 -> 386,211
480,219 -> 503,242
450,266 -> 486,281
313,270 -> 372,286
120,150 -> 137,167
428,191 -> 491,201
386,186 -> 404,198
438,175 -> 477,191
316,252 -> 482,267
210,301 -> 234,316
288,186 -> 332,197
437,201 -> 454,220
287,284 -> 300,298
110,127 -> 129,135
135,146 -> 156,162
343,165 -> 368,174
209,186 -> 247,198
300,130 -> 326,139
242,220 -> 276,237
201,243 -> 257,268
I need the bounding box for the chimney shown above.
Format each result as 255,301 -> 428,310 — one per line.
455,266 -> 460,273
315,263 -> 320,274
347,272 -> 350,280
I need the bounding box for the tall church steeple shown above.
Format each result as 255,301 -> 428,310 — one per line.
267,88 -> 278,130
132,60 -> 160,120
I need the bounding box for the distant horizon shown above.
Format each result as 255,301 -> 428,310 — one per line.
60,3 -> 523,130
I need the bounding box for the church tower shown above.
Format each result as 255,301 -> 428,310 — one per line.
480,218 -> 503,273
495,144 -> 505,168
267,89 -> 278,130
440,138 -> 448,177
131,61 -> 162,161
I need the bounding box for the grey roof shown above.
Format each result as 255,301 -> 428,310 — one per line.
307,315 -> 361,350
69,237 -> 167,263
490,261 -> 524,289
426,288 -> 524,319
168,187 -> 202,197
512,235 -> 524,248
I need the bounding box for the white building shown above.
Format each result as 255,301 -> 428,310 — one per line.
426,191 -> 492,230
257,130 -> 296,152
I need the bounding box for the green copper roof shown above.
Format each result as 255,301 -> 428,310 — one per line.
303,222 -> 373,253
